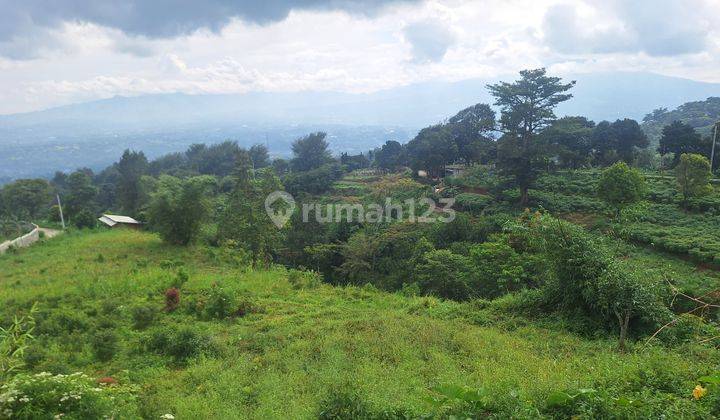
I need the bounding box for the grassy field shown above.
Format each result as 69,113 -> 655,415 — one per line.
2,229 -> 720,418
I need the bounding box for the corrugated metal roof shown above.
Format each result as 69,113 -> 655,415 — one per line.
98,215 -> 117,227
99,214 -> 140,225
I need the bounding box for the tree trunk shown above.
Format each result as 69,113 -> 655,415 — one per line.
616,310 -> 631,353
519,186 -> 529,207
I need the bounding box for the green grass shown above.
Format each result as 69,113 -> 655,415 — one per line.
2,230 -> 719,418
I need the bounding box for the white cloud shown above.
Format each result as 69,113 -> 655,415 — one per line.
0,0 -> 719,114
403,18 -> 457,63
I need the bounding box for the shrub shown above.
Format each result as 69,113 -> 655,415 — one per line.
656,313 -> 720,346
171,268 -> 189,289
145,326 -> 214,363
72,209 -> 97,229
0,372 -> 122,419
147,175 -> 216,245
597,162 -> 646,217
318,390 -> 413,419
37,309 -> 89,336
468,240 -> 535,298
676,153 -> 713,207
0,304 -> 37,379
164,288 -> 180,312
413,250 -> 474,301
287,269 -> 322,290
203,285 -> 236,320
130,305 -> 155,330
511,214 -> 670,350
455,192 -> 493,213
91,330 -> 119,362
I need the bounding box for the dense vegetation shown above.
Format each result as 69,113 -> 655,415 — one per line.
2,68 -> 720,418
2,230 -> 720,418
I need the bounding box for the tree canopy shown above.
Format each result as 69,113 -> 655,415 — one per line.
488,68 -> 575,205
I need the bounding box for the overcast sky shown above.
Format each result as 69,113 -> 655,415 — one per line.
0,0 -> 718,115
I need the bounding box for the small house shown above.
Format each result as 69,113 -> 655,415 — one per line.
98,214 -> 142,229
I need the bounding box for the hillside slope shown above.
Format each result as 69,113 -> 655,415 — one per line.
0,230 -> 717,418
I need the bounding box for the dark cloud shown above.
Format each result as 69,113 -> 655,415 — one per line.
0,0 -> 420,58
542,0 -> 710,57
403,19 -> 456,63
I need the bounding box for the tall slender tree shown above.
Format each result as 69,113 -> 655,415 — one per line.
487,68 -> 575,205
116,149 -> 148,215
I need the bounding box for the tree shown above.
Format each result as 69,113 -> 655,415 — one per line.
446,103 -> 497,164
542,116 -> 595,169
468,241 -> 530,298
336,232 -> 379,285
658,121 -> 705,166
284,163 -> 344,196
374,140 -> 405,171
116,149 -> 148,216
591,121 -> 619,166
413,249 -> 474,301
340,153 -> 370,171
147,175 -> 216,245
611,119 -> 649,164
0,179 -> 52,220
73,209 -> 97,229
65,170 -> 98,220
512,214 -> 669,351
597,162 -> 646,217
219,151 -> 285,262
487,68 -> 575,205
272,158 -> 290,176
406,124 -> 457,178
291,132 -> 333,172
675,153 -> 713,207
186,141 -> 241,176
249,144 -> 271,169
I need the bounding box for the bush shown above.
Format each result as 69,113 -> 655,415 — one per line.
203,284 -> 236,320
510,214 -> 670,350
91,330 -> 119,362
0,372 -> 122,419
597,162 -> 646,216
413,250 -> 474,301
287,269 -> 322,290
145,326 -> 214,363
468,240 -> 536,298
147,175 -> 216,245
72,209 -> 97,229
130,305 -> 155,330
318,390 -> 413,419
455,193 -> 493,213
164,288 -> 180,311
676,153 -> 713,206
37,309 -> 89,336
171,268 -> 189,289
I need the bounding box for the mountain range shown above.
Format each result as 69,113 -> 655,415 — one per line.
1,71 -> 720,181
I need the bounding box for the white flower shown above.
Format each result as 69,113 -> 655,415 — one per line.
161,414 -> 175,419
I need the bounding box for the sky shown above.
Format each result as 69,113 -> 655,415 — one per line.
0,0 -> 718,115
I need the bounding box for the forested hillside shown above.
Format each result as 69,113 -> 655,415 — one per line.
2,68 -> 720,419
643,97 -> 720,142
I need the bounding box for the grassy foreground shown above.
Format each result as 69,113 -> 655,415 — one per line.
1,229 -> 718,418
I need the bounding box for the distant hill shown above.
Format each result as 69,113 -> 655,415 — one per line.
2,71 -> 720,180
641,97 -> 720,142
